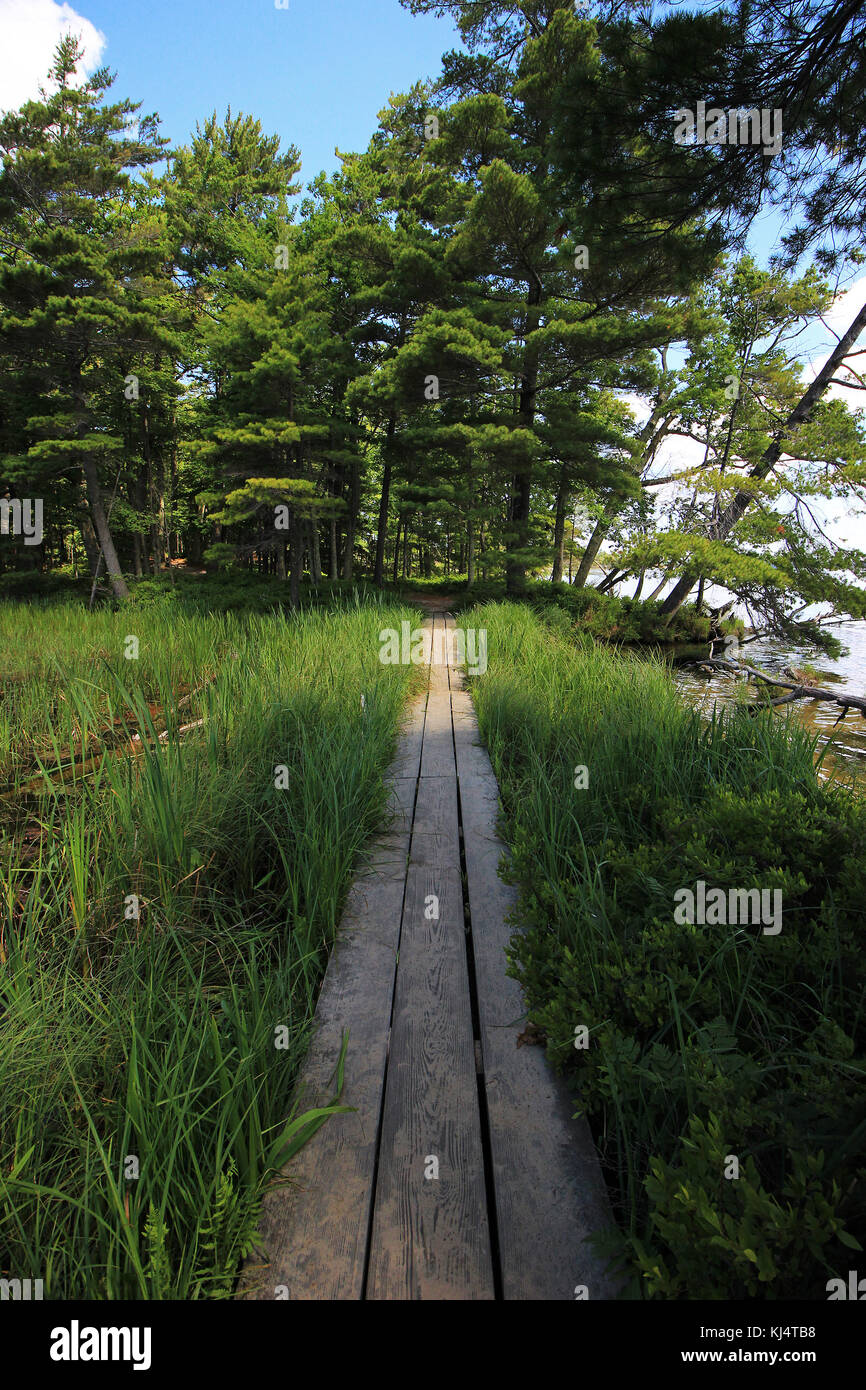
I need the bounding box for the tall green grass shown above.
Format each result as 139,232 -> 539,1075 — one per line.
0,593 -> 418,1298
460,602 -> 866,1299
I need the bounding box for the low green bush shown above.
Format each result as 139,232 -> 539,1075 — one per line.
527,581 -> 737,647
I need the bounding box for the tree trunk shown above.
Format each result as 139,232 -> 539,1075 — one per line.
141,403 -> 163,575
77,499 -> 101,578
392,513 -> 402,584
552,472 -> 567,583
648,573 -> 672,601
374,411 -> 396,586
342,459 -> 359,580
81,455 -> 129,600
467,520 -> 475,586
506,280 -> 542,595
573,514 -> 610,589
289,512 -> 302,608
310,519 -> 322,586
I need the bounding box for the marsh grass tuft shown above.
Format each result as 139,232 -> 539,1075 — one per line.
0,595 -> 417,1298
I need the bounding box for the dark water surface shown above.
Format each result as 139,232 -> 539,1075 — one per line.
673,620 -> 866,788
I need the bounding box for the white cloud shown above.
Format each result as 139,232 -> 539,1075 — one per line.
820,273 -> 866,340
806,273 -> 866,409
0,0 -> 106,114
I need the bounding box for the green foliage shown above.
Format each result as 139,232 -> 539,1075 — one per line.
461,602 -> 866,1299
529,582 -> 718,646
634,1121 -> 858,1299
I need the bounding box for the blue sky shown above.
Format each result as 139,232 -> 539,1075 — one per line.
7,0 -> 462,187
0,1 -> 844,275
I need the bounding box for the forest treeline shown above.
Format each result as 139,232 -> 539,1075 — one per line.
1,0 -> 866,644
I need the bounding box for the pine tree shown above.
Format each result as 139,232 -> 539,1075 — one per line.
0,36 -> 171,598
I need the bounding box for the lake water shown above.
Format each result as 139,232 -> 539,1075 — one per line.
673,620 -> 866,787
586,568 -> 866,786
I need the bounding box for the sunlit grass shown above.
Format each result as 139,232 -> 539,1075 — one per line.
0,592 -> 417,1298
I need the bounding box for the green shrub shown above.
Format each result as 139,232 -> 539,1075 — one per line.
460,601 -> 866,1299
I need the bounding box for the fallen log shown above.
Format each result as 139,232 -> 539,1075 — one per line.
1,718 -> 207,802
698,656 -> 866,721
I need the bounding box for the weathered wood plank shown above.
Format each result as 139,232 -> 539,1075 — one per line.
387,690 -> 428,781
365,858 -> 495,1300
426,616 -> 452,695
446,613 -> 617,1299
240,602 -> 617,1303
366,620 -> 495,1298
405,769 -> 459,869
418,694 -> 454,778
456,774 -> 618,1299
451,691 -> 495,783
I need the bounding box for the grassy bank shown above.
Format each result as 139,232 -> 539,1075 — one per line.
460,601 -> 866,1299
0,592 -> 417,1298
393,574 -> 736,648
0,567 -> 396,615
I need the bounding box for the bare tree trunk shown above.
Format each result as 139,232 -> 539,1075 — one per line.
289,511 -> 302,608
648,573 -> 673,601
81,456 -> 129,600
77,497 -> 100,578
573,515 -> 610,589
342,459 -> 358,580
329,518 -> 338,579
310,519 -> 322,586
507,280 -> 542,595
392,513 -> 402,584
374,411 -> 396,586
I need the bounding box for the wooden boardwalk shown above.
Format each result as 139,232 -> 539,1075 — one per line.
238,609 -> 618,1301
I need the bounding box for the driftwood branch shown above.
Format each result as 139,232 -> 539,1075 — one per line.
698,656 -> 866,721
